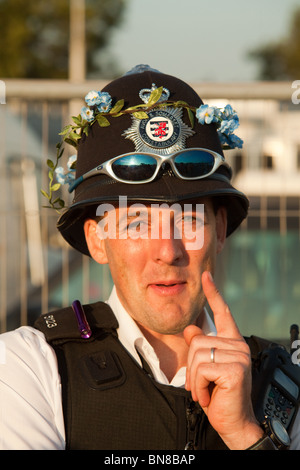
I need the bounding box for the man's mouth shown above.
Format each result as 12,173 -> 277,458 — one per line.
149,281 -> 186,295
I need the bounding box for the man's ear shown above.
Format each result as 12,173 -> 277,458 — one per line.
84,219 -> 108,264
215,206 -> 227,254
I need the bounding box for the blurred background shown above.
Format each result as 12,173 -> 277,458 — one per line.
1,0 -> 300,346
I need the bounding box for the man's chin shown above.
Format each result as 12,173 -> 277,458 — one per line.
150,310 -> 199,336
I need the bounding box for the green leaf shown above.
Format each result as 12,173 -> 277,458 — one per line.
52,197 -> 65,208
69,131 -> 81,141
64,138 -> 78,149
83,126 -> 89,136
59,124 -> 72,136
174,100 -> 189,108
147,87 -> 163,106
131,103 -> 148,109
56,142 -> 64,158
72,114 -> 82,125
187,108 -> 195,128
47,159 -> 54,169
96,114 -> 110,127
40,189 -> 50,199
132,111 -> 149,120
110,99 -> 124,114
50,183 -> 61,192
123,104 -> 143,114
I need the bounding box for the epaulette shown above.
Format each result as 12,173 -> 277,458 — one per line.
245,335 -> 276,360
34,301 -> 119,344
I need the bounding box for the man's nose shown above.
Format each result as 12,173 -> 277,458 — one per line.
151,231 -> 185,265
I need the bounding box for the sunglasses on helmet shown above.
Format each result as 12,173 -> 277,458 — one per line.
68,148 -> 229,193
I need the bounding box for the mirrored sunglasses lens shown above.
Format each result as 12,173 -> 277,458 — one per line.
111,155 -> 157,181
174,150 -> 215,177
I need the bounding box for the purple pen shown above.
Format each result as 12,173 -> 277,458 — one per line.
72,300 -> 92,339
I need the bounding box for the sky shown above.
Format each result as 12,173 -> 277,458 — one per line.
106,0 -> 299,83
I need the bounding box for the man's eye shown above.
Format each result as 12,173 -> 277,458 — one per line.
128,220 -> 145,230
127,219 -> 149,236
176,215 -> 204,227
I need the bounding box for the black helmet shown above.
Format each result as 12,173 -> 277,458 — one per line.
56,65 -> 248,256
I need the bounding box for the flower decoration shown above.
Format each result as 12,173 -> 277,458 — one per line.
80,107 -> 94,122
84,90 -> 112,111
196,104 -> 220,125
59,86 -> 243,151
55,154 -> 77,185
196,103 -> 243,149
59,86 -> 168,149
40,142 -> 66,211
42,86 -> 243,211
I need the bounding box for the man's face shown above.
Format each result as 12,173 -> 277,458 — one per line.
85,198 -> 227,336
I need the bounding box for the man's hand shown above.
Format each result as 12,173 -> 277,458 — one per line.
184,271 -> 263,450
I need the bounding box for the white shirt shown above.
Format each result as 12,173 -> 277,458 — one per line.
0,289 -> 299,449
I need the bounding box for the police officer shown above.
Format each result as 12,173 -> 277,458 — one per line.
0,65 -> 299,450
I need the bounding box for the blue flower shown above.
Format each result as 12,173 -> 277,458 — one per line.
55,167 -> 75,185
196,102 -> 243,150
218,131 -> 243,149
222,104 -> 235,118
96,92 -> 112,113
81,106 -> 94,122
196,104 -> 219,124
55,167 -> 65,185
228,134 -> 243,149
85,90 -> 102,107
218,117 -> 239,134
84,90 -> 112,113
55,155 -> 76,186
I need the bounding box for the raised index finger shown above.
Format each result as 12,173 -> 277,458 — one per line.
202,271 -> 242,339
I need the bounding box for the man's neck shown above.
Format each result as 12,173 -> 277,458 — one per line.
137,324 -> 190,382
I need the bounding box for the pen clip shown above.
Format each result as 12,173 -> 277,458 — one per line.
71,300 -> 92,339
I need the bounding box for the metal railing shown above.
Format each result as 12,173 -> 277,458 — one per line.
1,79 -> 300,342
5,79 -> 294,100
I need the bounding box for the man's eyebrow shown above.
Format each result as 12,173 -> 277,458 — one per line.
118,210 -> 149,224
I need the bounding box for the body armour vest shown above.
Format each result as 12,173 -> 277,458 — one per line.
34,301 -> 298,450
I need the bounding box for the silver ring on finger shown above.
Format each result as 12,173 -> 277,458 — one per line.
210,347 -> 216,363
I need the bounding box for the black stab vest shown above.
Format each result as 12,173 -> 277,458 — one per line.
35,302 -> 229,450
35,302 -> 293,450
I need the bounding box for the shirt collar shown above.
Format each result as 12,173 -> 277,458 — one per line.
107,286 -> 145,366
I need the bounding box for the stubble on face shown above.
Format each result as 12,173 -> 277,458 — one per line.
101,200 -> 222,336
